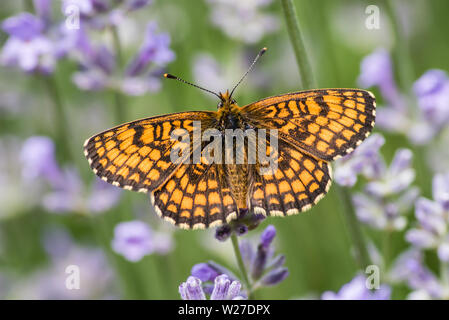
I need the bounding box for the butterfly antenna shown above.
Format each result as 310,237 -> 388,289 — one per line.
163,73 -> 221,99
230,47 -> 267,98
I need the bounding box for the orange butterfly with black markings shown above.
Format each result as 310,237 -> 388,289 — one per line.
84,48 -> 376,229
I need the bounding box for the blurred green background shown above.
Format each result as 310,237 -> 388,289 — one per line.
1,0 -> 448,299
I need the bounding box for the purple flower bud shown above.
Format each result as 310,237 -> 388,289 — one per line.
239,239 -> 254,268
20,136 -> 62,186
259,267 -> 289,286
179,276 -> 206,300
414,70 -> 449,126
2,13 -> 43,41
191,263 -> 220,282
406,229 -> 436,248
235,224 -> 248,236
215,224 -> 232,242
111,221 -> 154,262
33,0 -> 52,24
210,274 -> 231,300
87,178 -> 121,213
322,274 -> 390,300
251,245 -> 268,280
358,48 -> 400,105
413,69 -> 448,97
414,198 -> 445,235
125,22 -> 175,77
266,254 -> 286,270
92,45 -> 115,75
210,275 -> 243,300
126,0 -> 153,11
260,225 -> 276,248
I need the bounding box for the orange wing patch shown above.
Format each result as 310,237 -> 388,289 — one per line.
241,89 -> 376,161
151,162 -> 239,229
83,111 -> 215,193
249,140 -> 332,216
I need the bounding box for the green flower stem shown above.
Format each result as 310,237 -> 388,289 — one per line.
110,25 -> 127,122
230,233 -> 253,299
280,0 -> 315,89
42,75 -> 74,162
384,0 -> 415,91
281,0 -> 372,271
336,185 -> 372,269
382,228 -> 392,270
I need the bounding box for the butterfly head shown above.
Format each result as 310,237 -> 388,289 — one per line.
217,90 -> 237,109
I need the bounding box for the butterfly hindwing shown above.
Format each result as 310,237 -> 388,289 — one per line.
83,111 -> 215,193
248,139 -> 332,216
241,89 -> 376,161
151,162 -> 238,229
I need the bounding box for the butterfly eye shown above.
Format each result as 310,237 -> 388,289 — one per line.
217,101 -> 223,108
231,99 -> 236,104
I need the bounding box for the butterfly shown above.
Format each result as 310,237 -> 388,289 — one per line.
83,48 -> 376,229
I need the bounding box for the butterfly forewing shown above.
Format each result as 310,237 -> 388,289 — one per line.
83,111 -> 216,193
241,89 -> 376,161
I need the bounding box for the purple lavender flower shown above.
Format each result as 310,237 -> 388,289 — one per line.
71,21 -> 174,96
334,133 -> 385,187
1,13 -> 55,74
406,172 -> 449,261
19,136 -> 121,214
240,225 -> 289,287
179,275 -> 245,300
206,0 -> 279,44
126,22 -> 175,76
364,148 -> 415,197
321,274 -> 391,300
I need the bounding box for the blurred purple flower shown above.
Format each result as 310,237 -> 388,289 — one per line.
406,172 -> 449,261
413,69 -> 449,128
358,49 -> 449,145
1,13 -> 55,74
389,249 -> 444,299
358,48 -> 401,106
72,22 -> 173,96
111,220 -> 173,262
334,133 -> 385,187
20,136 -> 121,214
364,149 -> 415,197
206,0 -> 279,44
179,275 -> 245,300
321,274 -> 391,300
111,220 -> 154,262
33,0 -> 52,25
126,22 -> 175,76
20,136 -> 62,186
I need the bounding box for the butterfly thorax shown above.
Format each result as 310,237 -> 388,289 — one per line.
215,90 -> 249,209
